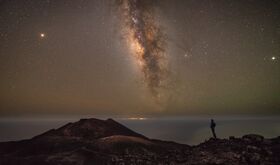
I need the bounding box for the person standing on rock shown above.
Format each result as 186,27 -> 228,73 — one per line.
210,119 -> 217,138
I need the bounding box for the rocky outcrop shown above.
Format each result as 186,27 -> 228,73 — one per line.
0,118 -> 279,165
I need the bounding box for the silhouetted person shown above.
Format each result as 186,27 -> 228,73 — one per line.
210,119 -> 217,138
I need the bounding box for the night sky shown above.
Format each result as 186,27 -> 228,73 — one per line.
0,0 -> 279,117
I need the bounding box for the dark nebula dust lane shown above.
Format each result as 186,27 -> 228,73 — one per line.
117,0 -> 168,101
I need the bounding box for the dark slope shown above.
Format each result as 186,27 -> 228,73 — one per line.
33,118 -> 146,139
0,118 -> 279,165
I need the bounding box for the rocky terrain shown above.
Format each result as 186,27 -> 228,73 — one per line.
0,118 -> 279,165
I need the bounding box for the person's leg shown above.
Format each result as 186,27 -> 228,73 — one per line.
213,128 -> 217,138
211,127 -> 217,138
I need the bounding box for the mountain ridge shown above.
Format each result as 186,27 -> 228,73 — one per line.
0,118 -> 279,165
33,118 -> 146,140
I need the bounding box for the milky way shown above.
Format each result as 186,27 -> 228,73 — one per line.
1,0 -> 279,115
117,0 -> 168,101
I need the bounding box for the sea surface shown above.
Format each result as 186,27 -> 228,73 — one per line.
0,116 -> 279,145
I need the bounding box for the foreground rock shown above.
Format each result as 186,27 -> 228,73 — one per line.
0,118 -> 279,165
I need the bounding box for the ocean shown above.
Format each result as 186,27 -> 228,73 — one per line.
0,116 -> 279,145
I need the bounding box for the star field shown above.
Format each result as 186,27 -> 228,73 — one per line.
0,0 -> 279,116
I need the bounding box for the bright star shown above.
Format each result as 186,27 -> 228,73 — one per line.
40,33 -> 45,38
271,56 -> 276,60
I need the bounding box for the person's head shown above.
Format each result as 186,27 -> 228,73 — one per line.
211,119 -> 214,122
